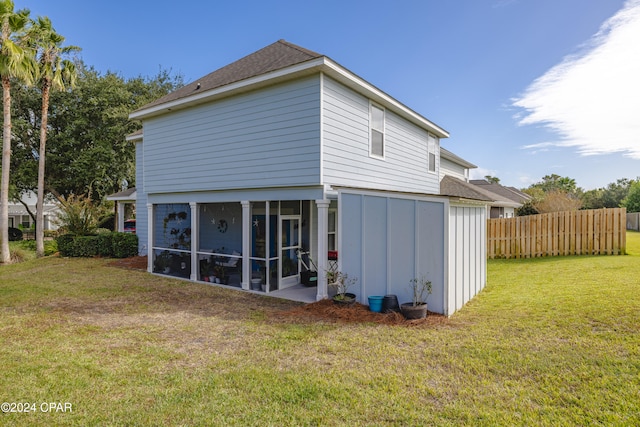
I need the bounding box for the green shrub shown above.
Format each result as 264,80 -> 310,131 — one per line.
44,240 -> 58,256
8,227 -> 23,241
56,232 -> 137,258
54,194 -> 110,236
112,232 -> 138,258
73,236 -> 98,257
56,234 -> 76,256
95,233 -> 114,256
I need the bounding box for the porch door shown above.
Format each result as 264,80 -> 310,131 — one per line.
279,215 -> 301,289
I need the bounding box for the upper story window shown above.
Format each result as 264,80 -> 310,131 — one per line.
427,133 -> 437,173
370,104 -> 385,158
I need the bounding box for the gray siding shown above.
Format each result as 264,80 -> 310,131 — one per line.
135,141 -> 149,255
440,157 -> 467,182
143,77 -> 322,194
339,190 -> 446,314
323,76 -> 440,194
448,204 -> 486,315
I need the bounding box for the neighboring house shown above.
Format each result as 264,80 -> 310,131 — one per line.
106,187 -> 137,232
439,149 -> 529,218
7,192 -> 60,232
469,179 -> 531,218
129,40 -> 488,315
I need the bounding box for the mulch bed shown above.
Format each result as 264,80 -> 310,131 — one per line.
108,256 -> 449,326
275,298 -> 449,327
108,256 -> 149,270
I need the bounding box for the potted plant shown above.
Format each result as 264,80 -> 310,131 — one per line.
400,276 -> 432,319
154,250 -> 172,274
327,271 -> 358,305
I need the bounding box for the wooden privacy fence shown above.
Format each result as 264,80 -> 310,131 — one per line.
487,208 -> 626,259
628,212 -> 640,231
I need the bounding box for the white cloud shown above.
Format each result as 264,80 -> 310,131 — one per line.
513,0 -> 640,158
469,167 -> 498,180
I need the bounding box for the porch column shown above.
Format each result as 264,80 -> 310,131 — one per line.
241,201 -> 250,290
117,201 -> 125,232
190,202 -> 198,281
147,203 -> 153,272
315,199 -> 330,300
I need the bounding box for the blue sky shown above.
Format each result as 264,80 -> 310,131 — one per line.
17,0 -> 640,190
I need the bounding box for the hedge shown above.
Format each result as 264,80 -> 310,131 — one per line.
57,232 -> 138,258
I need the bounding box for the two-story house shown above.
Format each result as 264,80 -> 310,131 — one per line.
130,40 -> 487,315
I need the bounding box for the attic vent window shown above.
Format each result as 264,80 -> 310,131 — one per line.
370,104 -> 385,158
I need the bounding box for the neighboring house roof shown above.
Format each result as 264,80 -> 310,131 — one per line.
440,147 -> 477,169
107,187 -> 137,201
130,40 -> 449,139
441,176 -> 523,208
469,180 -> 531,204
440,176 -> 493,202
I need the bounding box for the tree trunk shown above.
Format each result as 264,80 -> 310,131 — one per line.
36,80 -> 51,257
1,76 -> 12,263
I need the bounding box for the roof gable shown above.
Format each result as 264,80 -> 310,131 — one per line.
130,40 -> 449,138
137,40 -> 323,111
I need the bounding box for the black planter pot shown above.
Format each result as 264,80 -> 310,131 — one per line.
400,302 -> 428,319
382,295 -> 400,313
333,292 -> 356,306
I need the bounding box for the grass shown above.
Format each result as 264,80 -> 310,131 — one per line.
1,233 -> 639,426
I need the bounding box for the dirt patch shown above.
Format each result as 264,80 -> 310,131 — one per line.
108,256 -> 148,270
107,256 -> 450,327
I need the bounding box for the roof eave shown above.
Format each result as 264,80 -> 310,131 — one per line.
321,59 -> 449,138
129,57 -> 326,120
129,57 -> 450,138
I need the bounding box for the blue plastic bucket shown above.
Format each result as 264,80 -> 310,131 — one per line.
368,296 -> 384,313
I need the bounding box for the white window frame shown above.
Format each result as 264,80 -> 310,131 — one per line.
427,133 -> 437,174
369,103 -> 385,159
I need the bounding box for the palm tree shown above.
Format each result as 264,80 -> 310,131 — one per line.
32,16 -> 79,257
0,0 -> 35,264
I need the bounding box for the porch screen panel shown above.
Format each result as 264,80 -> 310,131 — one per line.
198,203 -> 243,286
152,203 -> 191,279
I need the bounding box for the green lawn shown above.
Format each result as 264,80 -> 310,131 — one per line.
1,233 -> 639,426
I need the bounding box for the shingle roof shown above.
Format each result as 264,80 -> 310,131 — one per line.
106,187 -> 137,200
137,40 -> 323,111
469,180 -> 531,204
440,176 -> 494,201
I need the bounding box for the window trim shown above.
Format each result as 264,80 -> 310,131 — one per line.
427,133 -> 437,174
369,103 -> 385,159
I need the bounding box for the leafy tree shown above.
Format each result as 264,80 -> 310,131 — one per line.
484,175 -> 500,184
31,16 -> 79,257
530,174 -> 581,196
8,62 -> 183,204
580,178 -> 635,210
0,0 -> 35,264
601,178 -> 634,208
581,188 -> 605,210
622,181 -> 640,213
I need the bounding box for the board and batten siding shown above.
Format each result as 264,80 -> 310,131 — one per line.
322,76 -> 440,194
142,76 -> 322,194
448,204 -> 486,315
338,189 -> 447,314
